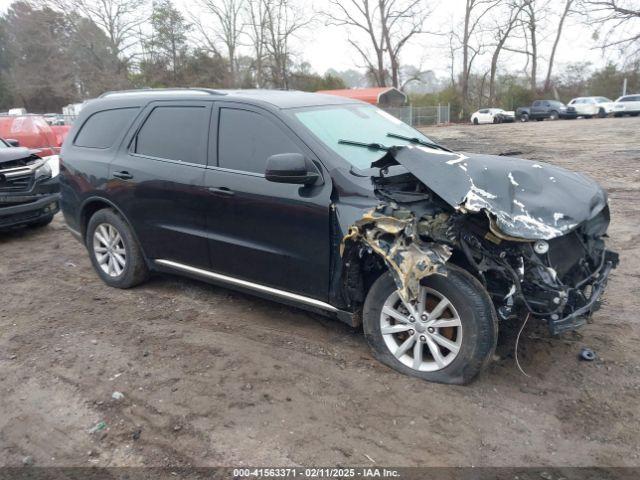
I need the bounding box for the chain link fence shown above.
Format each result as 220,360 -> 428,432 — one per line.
381,104 -> 451,127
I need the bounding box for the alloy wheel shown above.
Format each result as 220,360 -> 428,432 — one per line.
380,286 -> 463,372
93,223 -> 126,277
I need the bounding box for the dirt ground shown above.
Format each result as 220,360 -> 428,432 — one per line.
1,116 -> 639,468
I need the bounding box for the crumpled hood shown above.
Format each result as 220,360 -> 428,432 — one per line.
0,147 -> 37,165
384,145 -> 607,240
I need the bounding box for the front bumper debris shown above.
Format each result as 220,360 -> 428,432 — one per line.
0,193 -> 60,228
547,250 -> 618,335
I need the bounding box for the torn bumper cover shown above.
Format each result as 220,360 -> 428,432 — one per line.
340,144 -> 617,334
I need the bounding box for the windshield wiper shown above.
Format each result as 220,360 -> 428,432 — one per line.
386,132 -> 452,152
338,139 -> 390,151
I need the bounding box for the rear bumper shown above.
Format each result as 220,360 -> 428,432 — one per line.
0,193 -> 60,228
548,250 -> 618,335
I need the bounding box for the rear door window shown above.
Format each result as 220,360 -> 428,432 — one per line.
74,108 -> 139,149
134,105 -> 209,165
217,108 -> 301,174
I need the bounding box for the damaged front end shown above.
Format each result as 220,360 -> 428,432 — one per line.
456,207 -> 618,334
338,145 -> 618,335
0,147 -> 60,229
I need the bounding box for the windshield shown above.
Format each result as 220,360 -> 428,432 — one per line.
0,139 -> 9,148
290,104 -> 436,169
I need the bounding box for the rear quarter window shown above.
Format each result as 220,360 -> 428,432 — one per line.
133,105 -> 209,164
74,107 -> 139,149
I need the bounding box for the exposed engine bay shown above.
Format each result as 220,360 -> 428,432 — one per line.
339,145 -> 618,335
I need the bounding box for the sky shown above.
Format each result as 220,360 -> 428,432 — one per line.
0,0 -> 622,80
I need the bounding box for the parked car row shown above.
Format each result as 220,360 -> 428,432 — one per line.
472,94 -> 640,125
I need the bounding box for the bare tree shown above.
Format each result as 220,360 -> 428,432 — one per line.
44,0 -> 147,68
149,0 -> 191,82
246,0 -> 268,87
520,0 -> 541,91
459,0 -> 501,115
262,0 -> 309,89
544,0 -> 574,90
323,0 -> 388,87
323,0 -> 431,89
488,0 -> 527,104
194,0 -> 244,86
379,0 -> 432,88
579,0 -> 640,59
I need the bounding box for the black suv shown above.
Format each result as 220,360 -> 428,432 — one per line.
0,137 -> 60,229
60,89 -> 617,384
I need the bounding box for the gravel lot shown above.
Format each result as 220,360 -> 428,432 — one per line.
1,116 -> 639,468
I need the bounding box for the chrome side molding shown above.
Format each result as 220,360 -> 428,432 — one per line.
154,259 -> 338,312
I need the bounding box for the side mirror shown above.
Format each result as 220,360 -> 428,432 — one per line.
6,138 -> 20,147
265,153 -> 320,185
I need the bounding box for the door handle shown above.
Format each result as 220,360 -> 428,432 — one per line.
208,186 -> 235,197
112,171 -> 133,180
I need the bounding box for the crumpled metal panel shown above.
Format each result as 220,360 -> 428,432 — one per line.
390,146 -> 608,240
341,205 -> 451,303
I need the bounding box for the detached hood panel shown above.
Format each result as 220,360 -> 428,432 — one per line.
387,146 -> 607,240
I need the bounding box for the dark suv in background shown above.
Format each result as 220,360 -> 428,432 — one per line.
60,89 -> 617,384
516,100 -> 578,121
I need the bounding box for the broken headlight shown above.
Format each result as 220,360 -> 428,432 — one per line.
34,155 -> 59,181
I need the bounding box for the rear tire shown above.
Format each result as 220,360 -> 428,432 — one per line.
362,266 -> 498,385
86,208 -> 149,289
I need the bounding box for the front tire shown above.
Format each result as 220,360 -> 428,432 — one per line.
519,113 -> 529,122
473,118 -> 479,125
86,208 -> 149,288
362,267 -> 498,385
598,108 -> 607,118
549,110 -> 559,120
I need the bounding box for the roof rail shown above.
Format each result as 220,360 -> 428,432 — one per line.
98,88 -> 227,98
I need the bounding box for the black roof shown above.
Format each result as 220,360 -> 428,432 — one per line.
95,88 -> 362,109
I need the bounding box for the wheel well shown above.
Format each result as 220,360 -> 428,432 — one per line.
80,200 -> 113,241
358,247 -> 483,301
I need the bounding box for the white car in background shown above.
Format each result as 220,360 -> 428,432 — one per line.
568,97 -> 615,118
612,94 -> 640,117
470,108 -> 515,125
